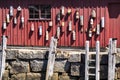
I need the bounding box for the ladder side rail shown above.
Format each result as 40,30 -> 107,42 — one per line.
96,41 -> 100,80
108,38 -> 113,80
85,41 -> 89,80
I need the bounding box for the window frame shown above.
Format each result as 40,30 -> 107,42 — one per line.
28,5 -> 51,21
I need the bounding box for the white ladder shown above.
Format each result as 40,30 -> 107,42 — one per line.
85,41 -> 100,80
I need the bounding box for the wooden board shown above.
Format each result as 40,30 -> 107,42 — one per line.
0,35 -> 7,80
45,37 -> 57,80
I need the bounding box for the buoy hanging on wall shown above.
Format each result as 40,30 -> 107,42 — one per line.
91,9 -> 96,18
68,21 -> 72,31
21,17 -> 24,24
39,26 -> 42,36
67,8 -> 71,14
57,27 -> 60,39
57,13 -> 60,21
80,28 -> 83,33
72,30 -> 76,40
46,31 -> 49,40
96,24 -> 100,35
61,6 -> 65,16
3,21 -> 7,30
92,28 -> 96,32
89,30 -> 92,38
61,21 -> 65,27
14,17 -> 17,24
6,14 -> 10,23
90,18 -> 93,27
31,23 -> 34,31
80,15 -> 83,26
17,6 -> 22,12
101,17 -> 104,28
49,21 -> 53,27
10,6 -> 13,16
76,10 -> 79,19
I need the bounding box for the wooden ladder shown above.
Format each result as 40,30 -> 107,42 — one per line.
85,41 -> 100,80
45,37 -> 57,80
0,35 -> 7,80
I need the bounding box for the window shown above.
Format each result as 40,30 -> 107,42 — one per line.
29,5 -> 51,20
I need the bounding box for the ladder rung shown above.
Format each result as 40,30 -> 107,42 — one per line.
88,66 -> 96,69
89,59 -> 95,62
88,73 -> 96,76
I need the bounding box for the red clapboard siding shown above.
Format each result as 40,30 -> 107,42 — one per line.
0,0 -> 120,47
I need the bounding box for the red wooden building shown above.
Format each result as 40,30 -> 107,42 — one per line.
0,0 -> 120,47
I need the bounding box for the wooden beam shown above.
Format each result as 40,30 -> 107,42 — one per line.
112,39 -> 117,80
108,38 -> 113,80
0,35 -> 7,80
45,37 -> 57,80
108,38 -> 117,80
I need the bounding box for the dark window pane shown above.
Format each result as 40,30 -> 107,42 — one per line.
29,15 -> 34,18
29,5 -> 51,20
35,15 -> 39,18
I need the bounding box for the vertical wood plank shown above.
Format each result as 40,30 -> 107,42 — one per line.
112,39 -> 117,80
0,35 -> 7,80
108,38 -> 112,80
85,41 -> 89,80
45,37 -> 57,80
108,38 -> 117,80
96,41 -> 100,80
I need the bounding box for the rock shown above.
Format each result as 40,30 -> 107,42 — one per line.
68,54 -> 81,62
11,73 -> 26,80
116,67 -> 120,79
50,73 -> 58,80
116,55 -> 120,64
56,51 -> 69,59
6,50 -> 18,60
71,63 -> 80,76
2,70 -> 9,80
54,60 -> 70,72
10,61 -> 30,74
100,65 -> 108,79
115,71 -> 118,80
26,73 -> 41,80
59,73 -> 70,80
18,50 -> 46,59
117,48 -> 120,53
5,62 -> 10,70
30,60 -> 47,72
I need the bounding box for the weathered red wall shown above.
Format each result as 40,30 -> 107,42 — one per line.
0,0 -> 120,47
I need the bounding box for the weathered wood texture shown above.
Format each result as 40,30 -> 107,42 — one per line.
0,35 -> 7,80
108,38 -> 117,80
45,37 -> 57,80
